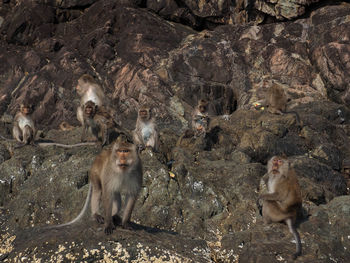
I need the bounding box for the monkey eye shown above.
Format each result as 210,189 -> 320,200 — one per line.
117,149 -> 130,153
277,159 -> 283,164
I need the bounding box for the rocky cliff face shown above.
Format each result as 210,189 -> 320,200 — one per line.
0,0 -> 350,262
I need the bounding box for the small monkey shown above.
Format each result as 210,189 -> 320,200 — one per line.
90,135 -> 142,234
260,155 -> 302,259
12,102 -> 36,145
46,135 -> 142,235
266,84 -> 287,115
133,105 -> 159,151
263,84 -> 302,126
76,74 -> 106,126
192,99 -> 210,136
81,100 -> 127,146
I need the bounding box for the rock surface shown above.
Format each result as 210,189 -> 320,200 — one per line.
0,0 -> 350,262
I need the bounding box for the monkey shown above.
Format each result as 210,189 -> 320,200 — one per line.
76,74 -> 106,126
265,84 -> 287,115
12,102 -> 36,145
133,105 -> 159,151
81,100 -> 129,146
90,135 -> 142,234
45,135 -> 142,235
260,84 -> 302,127
259,155 -> 302,259
191,99 -> 210,136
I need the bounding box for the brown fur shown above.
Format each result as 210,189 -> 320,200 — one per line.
132,105 -> 159,151
266,84 -> 287,114
90,135 -> 143,234
81,101 -> 127,146
260,155 -> 302,259
12,103 -> 36,145
76,74 -> 106,126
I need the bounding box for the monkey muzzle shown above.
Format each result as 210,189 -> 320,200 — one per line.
118,159 -> 129,169
199,106 -> 207,113
271,166 -> 280,174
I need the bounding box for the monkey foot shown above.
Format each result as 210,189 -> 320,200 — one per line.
94,214 -> 104,224
104,224 -> 115,235
292,251 -> 301,260
112,215 -> 122,226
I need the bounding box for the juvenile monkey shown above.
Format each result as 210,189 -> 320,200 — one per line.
90,135 -> 142,234
264,84 -> 302,126
46,135 -> 142,234
76,74 -> 106,126
192,99 -> 210,136
133,105 -> 159,151
266,84 -> 287,114
12,102 -> 36,145
81,100 -> 127,146
260,155 -> 302,259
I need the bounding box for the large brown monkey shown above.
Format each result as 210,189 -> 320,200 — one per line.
12,103 -> 36,145
46,135 -> 142,235
260,155 -> 302,259
76,74 -> 106,126
90,135 -> 143,234
133,105 -> 159,151
81,100 -> 129,146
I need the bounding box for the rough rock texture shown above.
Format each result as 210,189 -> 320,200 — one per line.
1,0 -> 350,262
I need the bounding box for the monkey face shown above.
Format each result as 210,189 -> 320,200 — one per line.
84,101 -> 97,117
84,106 -> 94,116
76,83 -> 83,96
21,106 -> 31,115
139,109 -> 150,120
199,105 -> 207,114
270,156 -> 288,174
115,148 -> 132,170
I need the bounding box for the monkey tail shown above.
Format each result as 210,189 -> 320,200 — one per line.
37,142 -> 97,148
286,218 -> 302,259
0,134 -> 16,141
46,184 -> 92,229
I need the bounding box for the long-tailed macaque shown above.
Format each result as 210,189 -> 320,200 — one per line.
192,99 -> 210,136
266,84 -> 288,114
12,102 -> 36,145
260,155 -> 302,259
81,100 -> 129,146
133,105 -> 159,151
46,136 -> 142,235
264,84 -> 302,126
90,135 -> 142,234
76,74 -> 105,126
